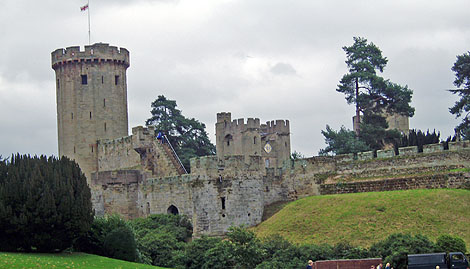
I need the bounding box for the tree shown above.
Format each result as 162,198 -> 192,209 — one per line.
337,37 -> 414,141
319,125 -> 370,155
146,95 -> 215,172
0,154 -> 93,252
449,51 -> 470,139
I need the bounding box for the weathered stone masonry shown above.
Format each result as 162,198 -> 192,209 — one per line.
53,43 -> 470,237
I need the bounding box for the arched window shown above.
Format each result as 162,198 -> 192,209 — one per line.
167,205 -> 179,215
224,134 -> 233,147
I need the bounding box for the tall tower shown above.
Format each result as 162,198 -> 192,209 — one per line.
51,43 -> 130,181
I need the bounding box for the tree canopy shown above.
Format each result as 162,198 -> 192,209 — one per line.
322,37 -> 415,154
146,95 -> 215,172
319,125 -> 370,155
0,154 -> 93,252
449,51 -> 470,139
337,37 -> 414,128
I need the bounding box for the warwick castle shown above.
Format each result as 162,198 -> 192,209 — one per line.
52,43 -> 470,236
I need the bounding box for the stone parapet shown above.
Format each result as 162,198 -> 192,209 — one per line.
52,43 -> 129,69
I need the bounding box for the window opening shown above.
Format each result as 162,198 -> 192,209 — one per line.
90,111 -> 92,119
221,197 -> 226,210
71,113 -> 73,120
81,75 -> 87,85
104,122 -> 107,131
103,98 -> 106,107
101,76 -> 104,84
56,79 -> 60,89
115,75 -> 119,85
254,136 -> 257,144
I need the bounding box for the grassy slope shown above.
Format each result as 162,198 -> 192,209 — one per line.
253,189 -> 470,248
0,252 -> 167,269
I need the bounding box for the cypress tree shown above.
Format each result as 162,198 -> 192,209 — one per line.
0,155 -> 93,252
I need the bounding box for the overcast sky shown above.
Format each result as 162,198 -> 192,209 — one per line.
1,0 -> 469,158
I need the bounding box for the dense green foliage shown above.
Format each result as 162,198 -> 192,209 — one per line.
435,234 -> 467,254
370,233 -> 435,269
0,154 -> 93,252
146,95 -> 215,172
75,214 -> 136,261
319,125 -> 370,155
130,214 -> 193,267
450,51 -> 470,139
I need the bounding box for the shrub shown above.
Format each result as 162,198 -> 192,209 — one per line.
103,226 -> 138,262
74,214 -> 131,257
369,233 -> 435,269
435,234 -> 467,254
0,155 -> 93,252
180,235 -> 221,269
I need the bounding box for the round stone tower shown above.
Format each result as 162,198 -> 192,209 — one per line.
51,43 -> 130,181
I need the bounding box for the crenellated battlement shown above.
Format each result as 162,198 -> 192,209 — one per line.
261,120 -> 290,135
51,43 -> 130,70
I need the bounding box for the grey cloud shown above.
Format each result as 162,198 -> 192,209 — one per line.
270,62 -> 297,76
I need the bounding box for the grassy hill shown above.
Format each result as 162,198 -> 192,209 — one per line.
0,252 -> 167,268
253,189 -> 470,248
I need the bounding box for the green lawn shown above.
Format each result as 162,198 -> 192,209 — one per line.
253,189 -> 470,248
0,252 -> 167,268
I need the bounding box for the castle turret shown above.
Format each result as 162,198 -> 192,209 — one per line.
52,43 -> 130,181
216,112 -> 290,169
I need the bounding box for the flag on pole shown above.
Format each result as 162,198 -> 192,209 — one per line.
80,4 -> 89,11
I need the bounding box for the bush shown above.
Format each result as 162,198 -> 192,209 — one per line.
435,234 -> 467,254
370,233 -> 435,269
103,226 -> 137,262
0,155 -> 93,252
180,235 -> 221,269
74,214 -> 132,256
138,230 -> 185,267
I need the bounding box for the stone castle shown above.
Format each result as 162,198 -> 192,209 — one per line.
52,43 -> 470,236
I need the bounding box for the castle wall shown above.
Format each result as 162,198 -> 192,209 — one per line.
92,144 -> 470,236
319,172 -> 470,195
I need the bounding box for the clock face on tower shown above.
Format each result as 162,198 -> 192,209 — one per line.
264,142 -> 272,153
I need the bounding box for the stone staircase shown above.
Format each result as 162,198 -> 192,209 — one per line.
160,137 -> 187,175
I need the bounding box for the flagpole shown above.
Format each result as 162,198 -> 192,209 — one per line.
87,0 -> 91,44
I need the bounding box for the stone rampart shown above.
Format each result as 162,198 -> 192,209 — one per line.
319,172 -> 470,195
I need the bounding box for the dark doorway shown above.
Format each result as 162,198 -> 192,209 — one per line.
167,205 -> 179,215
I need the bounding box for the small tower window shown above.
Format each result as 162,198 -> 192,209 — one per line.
115,75 -> 119,85
221,197 -> 226,210
101,76 -> 104,84
81,75 -> 87,85
90,111 -> 92,119
103,98 -> 106,107
91,145 -> 94,153
254,136 -> 257,144
71,113 -> 73,120
74,146 -> 76,153
56,79 -> 60,89
104,122 -> 107,131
